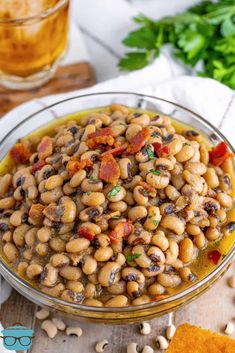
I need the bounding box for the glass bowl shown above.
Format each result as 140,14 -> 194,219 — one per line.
0,92 -> 234,324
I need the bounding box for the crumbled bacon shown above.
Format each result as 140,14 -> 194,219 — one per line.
101,144 -> 128,157
9,143 -> 31,163
78,227 -> 95,241
209,142 -> 233,166
139,181 -> 156,197
125,128 -> 150,155
152,142 -> 170,157
32,160 -> 46,173
208,249 -> 221,265
109,221 -> 133,243
99,153 -> 120,185
29,203 -> 45,225
67,158 -> 93,177
37,136 -> 53,160
87,127 -> 114,149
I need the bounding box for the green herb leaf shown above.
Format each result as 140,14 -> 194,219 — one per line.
150,169 -> 161,175
85,192 -> 91,196
95,149 -> 102,154
154,220 -> 159,226
89,176 -> 101,182
126,253 -> 142,262
108,186 -> 121,198
146,145 -> 155,160
183,142 -> 191,146
118,52 -> 150,71
123,26 -> 157,50
112,216 -> 121,219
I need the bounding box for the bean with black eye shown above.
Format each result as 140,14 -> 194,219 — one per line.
142,263 -> 164,277
98,262 -> 121,287
133,185 -> 148,205
223,222 -> 235,237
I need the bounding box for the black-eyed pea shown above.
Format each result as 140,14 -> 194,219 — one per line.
26,263 -> 43,279
205,227 -> 220,241
82,255 -> 97,275
183,170 -> 204,193
118,158 -> 131,179
186,224 -> 201,236
41,319 -> 58,338
0,197 -> 15,209
147,246 -> 165,264
155,158 -> 174,171
45,175 -> 63,190
223,222 -> 235,237
41,283 -> 65,297
40,264 -> 58,287
0,174 -> 12,197
122,267 -> 145,284
132,295 -> 151,305
49,238 -> 66,252
166,138 -> 183,155
209,215 -> 219,228
70,169 -> 86,188
128,206 -> 147,222
144,206 -> 161,231
165,240 -> 179,265
142,263 -> 164,277
184,130 -> 202,142
129,113 -> 150,127
17,261 -> 28,277
131,245 -> 151,268
66,280 -> 84,293
165,185 -> 180,201
123,191 -> 135,206
106,186 -> 126,202
3,242 -> 19,262
179,238 -> 194,263
56,133 -> 73,147
83,282 -> 96,298
204,168 -> 219,188
37,227 -> 51,243
111,124 -> 126,137
50,253 -> 70,268
139,160 -> 155,172
123,175 -> 142,190
185,162 -> 207,175
79,222 -> 101,235
24,227 -> 37,247
81,124 -> 96,141
93,234 -> 110,248
2,231 -> 13,243
98,262 -> 121,287
115,253 -> 126,266
217,208 -> 227,223
63,182 -> 76,195
9,210 -> 26,227
146,171 -> 170,189
13,224 -> 30,247
27,185 -> 38,200
110,103 -> 129,115
219,174 -> 231,192
148,283 -> 165,296
157,273 -> 181,288
126,123 -> 142,141
83,298 -> 103,306
216,193 -> 233,208
161,215 -> 185,235
193,231 -> 207,249
199,143 -> 209,165
66,238 -> 90,253
82,192 -> 105,207
81,178 -> 103,193
23,248 -> 33,261
151,231 -> 169,251
41,187 -> 63,204
179,267 -> 196,282
109,201 -> 127,213
60,266 -> 82,281
94,246 -> 113,262
133,185 -> 148,206
126,281 -> 141,298
175,143 -> 195,162
105,295 -> 128,307
107,280 -> 126,295
35,243 -> 49,257
88,273 -> 99,285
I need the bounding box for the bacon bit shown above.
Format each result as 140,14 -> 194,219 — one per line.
152,142 -> 170,157
109,221 -> 133,243
209,142 -> 233,166
99,153 -> 120,185
125,127 -> 150,155
31,160 -> 46,173
67,158 -> 93,177
101,144 -> 128,157
151,295 -> 169,302
9,143 -> 31,164
208,249 -> 221,265
29,203 -> 45,225
78,227 -> 95,241
139,181 -> 156,197
37,136 -> 53,160
87,127 -> 114,149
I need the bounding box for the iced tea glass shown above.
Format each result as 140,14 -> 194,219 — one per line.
0,0 -> 69,89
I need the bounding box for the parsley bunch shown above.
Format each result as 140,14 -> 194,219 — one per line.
119,0 -> 235,89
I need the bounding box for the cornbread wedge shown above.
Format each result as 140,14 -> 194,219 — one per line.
166,323 -> 235,353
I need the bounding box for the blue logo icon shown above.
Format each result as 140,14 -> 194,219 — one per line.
1,323 -> 34,351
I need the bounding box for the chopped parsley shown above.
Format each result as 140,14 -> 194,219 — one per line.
95,149 -> 101,154
126,253 -> 142,262
89,176 -> 101,182
85,191 -> 91,196
146,146 -> 155,160
108,186 -> 121,198
154,220 -> 159,226
183,142 -> 191,146
149,169 -> 161,175
112,216 -> 121,219
214,240 -> 221,247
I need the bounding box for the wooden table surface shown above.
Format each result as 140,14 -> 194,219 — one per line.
1,261 -> 234,353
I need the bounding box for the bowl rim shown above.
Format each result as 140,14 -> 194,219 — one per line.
0,91 -> 234,312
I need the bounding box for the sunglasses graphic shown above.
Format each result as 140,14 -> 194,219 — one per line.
1,323 -> 34,351
1,335 -> 34,346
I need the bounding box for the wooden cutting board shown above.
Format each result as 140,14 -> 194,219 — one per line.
0,62 -> 96,117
